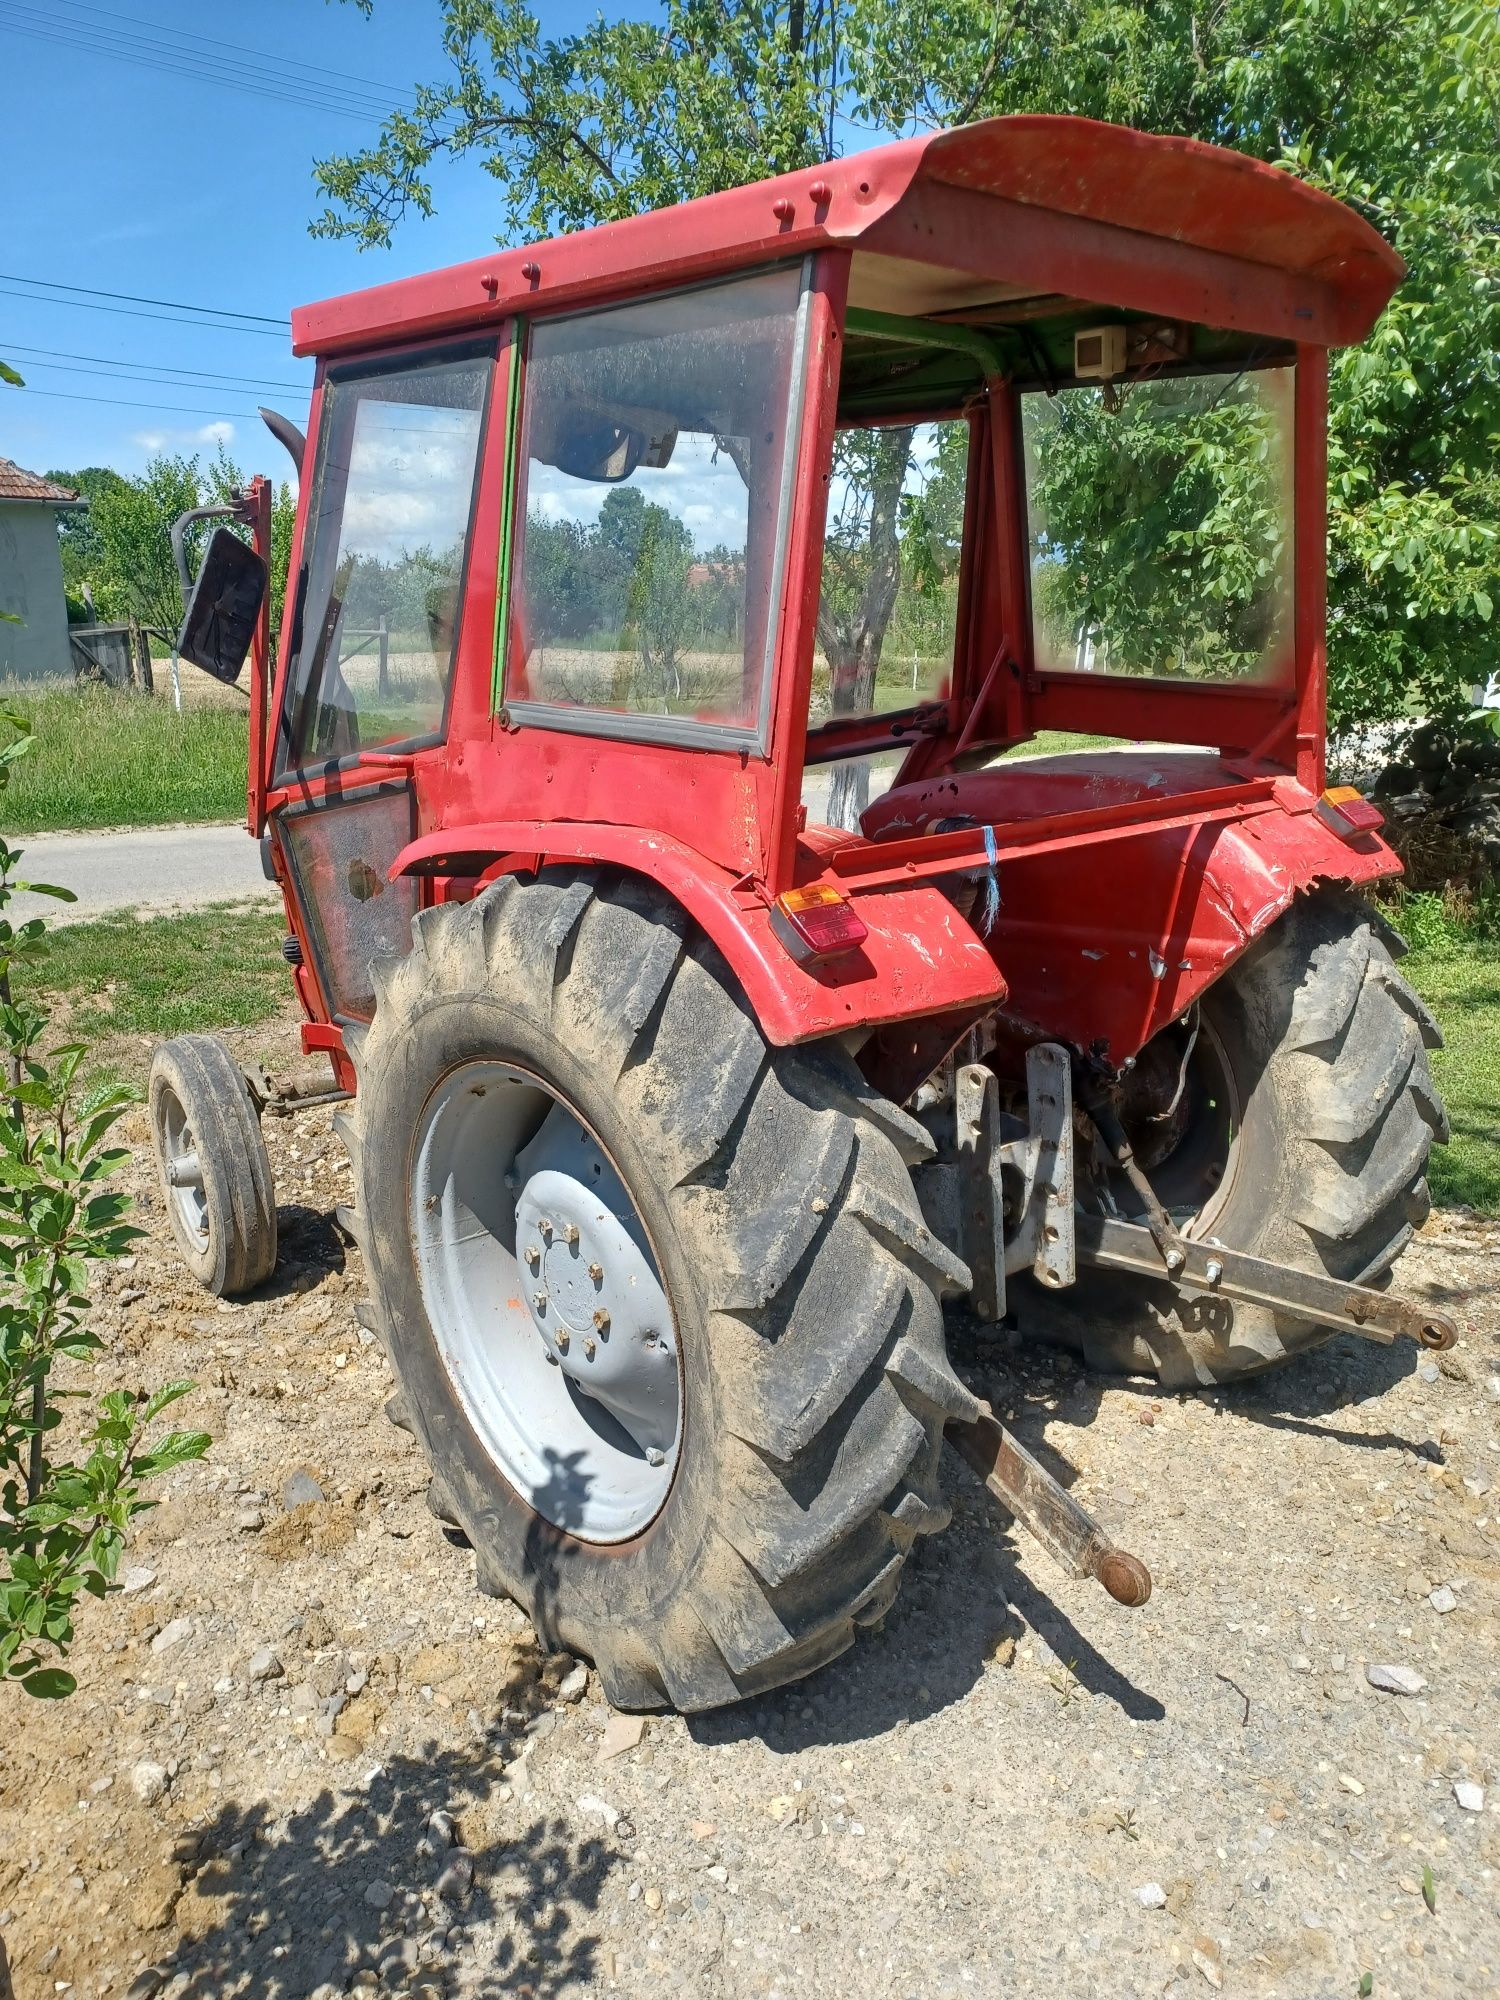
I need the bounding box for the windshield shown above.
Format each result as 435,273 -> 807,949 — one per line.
279,347 -> 492,775
1022,366 -> 1294,683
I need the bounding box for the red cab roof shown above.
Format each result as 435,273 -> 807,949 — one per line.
293,114 -> 1403,360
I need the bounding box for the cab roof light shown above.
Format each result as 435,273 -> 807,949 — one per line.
770,883 -> 869,966
1317,785 -> 1385,838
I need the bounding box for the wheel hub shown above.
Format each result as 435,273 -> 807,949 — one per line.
515,1165 -> 677,1456
411,1064 -> 683,1544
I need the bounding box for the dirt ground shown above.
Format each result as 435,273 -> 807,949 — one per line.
1,1005 -> 1496,2000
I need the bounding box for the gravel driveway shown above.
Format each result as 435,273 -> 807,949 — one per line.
0,1011 -> 1494,2000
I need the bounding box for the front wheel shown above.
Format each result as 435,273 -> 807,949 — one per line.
1051,892 -> 1448,1388
340,870 -> 977,1711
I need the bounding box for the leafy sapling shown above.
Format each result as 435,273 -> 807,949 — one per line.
0,702 -> 209,1698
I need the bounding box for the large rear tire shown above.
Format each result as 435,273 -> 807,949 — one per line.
1051,892 -> 1448,1388
339,869 -> 977,1711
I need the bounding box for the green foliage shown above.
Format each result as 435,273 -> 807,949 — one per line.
0,703 -> 209,1698
316,1 -> 1499,732
862,0 -> 1500,731
522,491 -> 710,701
47,447 -> 296,645
1025,372 -> 1290,680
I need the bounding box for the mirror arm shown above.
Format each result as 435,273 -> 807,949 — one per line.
170,498 -> 255,609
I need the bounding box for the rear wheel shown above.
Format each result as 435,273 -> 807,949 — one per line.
340,869 -> 977,1711
1051,892 -> 1447,1387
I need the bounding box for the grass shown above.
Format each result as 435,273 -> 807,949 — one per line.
1382,888 -> 1500,1215
27,903 -> 288,1045
2,682 -> 248,834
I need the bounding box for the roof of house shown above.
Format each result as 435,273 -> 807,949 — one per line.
0,458 -> 83,506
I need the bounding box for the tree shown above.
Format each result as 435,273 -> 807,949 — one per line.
313,0 -> 1500,746
858,0 -> 1500,732
49,447 -> 296,649
0,703 -> 209,1699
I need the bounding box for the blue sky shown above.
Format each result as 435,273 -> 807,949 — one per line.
0,0 -> 612,481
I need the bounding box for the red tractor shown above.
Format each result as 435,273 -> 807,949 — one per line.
154,115 -> 1453,1711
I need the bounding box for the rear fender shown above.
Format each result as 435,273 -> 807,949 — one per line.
972,783 -> 1397,1063
390,820 -> 1005,1048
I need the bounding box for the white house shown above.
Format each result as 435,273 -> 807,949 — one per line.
0,458 -> 85,682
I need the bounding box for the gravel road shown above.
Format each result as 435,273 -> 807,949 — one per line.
9,824 -> 276,926
0,1008 -> 1495,2000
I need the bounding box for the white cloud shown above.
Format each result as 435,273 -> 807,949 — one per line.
127,420 -> 236,455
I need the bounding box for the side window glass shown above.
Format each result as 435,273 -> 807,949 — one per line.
1021,368 -> 1293,683
506,265 -> 807,743
283,351 -> 491,773
803,417 -> 969,826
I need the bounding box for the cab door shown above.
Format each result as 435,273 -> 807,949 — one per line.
266,340 -> 499,1022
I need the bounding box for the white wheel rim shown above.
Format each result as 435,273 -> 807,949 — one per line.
157,1086 -> 209,1249
411,1061 -> 682,1544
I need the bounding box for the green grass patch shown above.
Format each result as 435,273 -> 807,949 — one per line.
27,903 -> 288,1042
1386,888 -> 1500,1215
2,682 -> 247,834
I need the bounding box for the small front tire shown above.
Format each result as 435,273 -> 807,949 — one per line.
148,1034 -> 277,1296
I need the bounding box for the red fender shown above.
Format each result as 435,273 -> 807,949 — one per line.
390,819 -> 1005,1048
864,753 -> 1401,1064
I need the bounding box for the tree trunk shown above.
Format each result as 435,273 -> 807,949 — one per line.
816,427 -> 915,830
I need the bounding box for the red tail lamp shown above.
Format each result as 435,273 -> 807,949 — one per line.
1316,785 -> 1385,838
770,883 -> 869,965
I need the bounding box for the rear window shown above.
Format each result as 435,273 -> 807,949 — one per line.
503,265 -> 809,748
1022,366 -> 1294,684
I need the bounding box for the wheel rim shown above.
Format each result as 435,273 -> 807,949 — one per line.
156,1086 -> 209,1249
411,1060 -> 682,1545
1122,1012 -> 1244,1239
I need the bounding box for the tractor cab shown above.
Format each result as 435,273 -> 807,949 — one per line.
158,117 -> 1452,1715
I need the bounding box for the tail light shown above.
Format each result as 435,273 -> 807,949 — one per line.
770,884 -> 869,965
1316,785 -> 1385,837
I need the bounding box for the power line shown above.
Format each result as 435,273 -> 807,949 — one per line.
0,270 -> 289,329
12,385 -> 265,418
12,356 -> 307,399
0,4 -> 420,125
3,342 -> 307,392
63,0 -> 421,101
0,284 -> 291,339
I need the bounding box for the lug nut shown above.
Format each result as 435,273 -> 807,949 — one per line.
525,1243 -> 540,1265
588,1262 -> 603,1282
582,1335 -> 596,1361
646,1448 -> 666,1467
555,1327 -> 570,1353
538,1217 -> 553,1239
592,1307 -> 610,1331
561,1222 -> 579,1245
532,1290 -> 548,1311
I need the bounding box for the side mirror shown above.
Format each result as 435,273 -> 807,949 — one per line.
177,527 -> 267,684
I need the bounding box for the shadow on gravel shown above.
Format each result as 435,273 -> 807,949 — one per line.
162,1731 -> 620,1998
251,1202 -> 349,1300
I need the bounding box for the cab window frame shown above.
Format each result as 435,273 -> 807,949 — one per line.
498,259 -> 814,757
272,335 -> 498,789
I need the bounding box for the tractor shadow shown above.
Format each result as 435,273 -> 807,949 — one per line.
253,1202 -> 349,1301
156,1705 -> 618,1997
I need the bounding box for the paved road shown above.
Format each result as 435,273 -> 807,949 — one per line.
9,823 -> 279,926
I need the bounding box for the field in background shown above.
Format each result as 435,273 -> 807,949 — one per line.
2,680 -> 248,833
